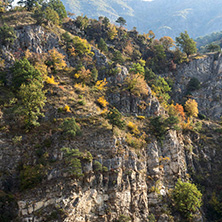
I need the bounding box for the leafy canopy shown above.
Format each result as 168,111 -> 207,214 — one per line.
11,58 -> 43,89
116,16 -> 126,27
0,24 -> 17,46
172,179 -> 202,220
176,31 -> 197,56
185,99 -> 199,117
17,79 -> 46,128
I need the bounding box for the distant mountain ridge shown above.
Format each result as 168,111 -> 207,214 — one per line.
62,0 -> 222,39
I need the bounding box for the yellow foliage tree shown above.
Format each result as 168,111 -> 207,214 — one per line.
127,121 -> 140,135
95,78 -> 107,91
168,103 -> 186,121
159,36 -> 175,50
47,48 -> 67,72
46,75 -> 59,85
64,105 -> 71,112
107,24 -> 118,40
125,74 -> 149,96
97,96 -> 109,108
35,62 -> 48,80
74,67 -> 91,85
185,99 -> 199,117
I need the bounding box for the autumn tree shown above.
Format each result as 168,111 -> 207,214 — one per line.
107,24 -> 117,40
0,1 -> 7,13
176,31 -> 197,56
185,99 -> 199,117
74,66 -> 92,85
150,76 -> 171,107
116,16 -> 126,27
46,48 -> 66,72
73,36 -> 92,57
174,103 -> 186,120
125,74 -> 149,96
159,36 -> 175,50
148,30 -> 155,44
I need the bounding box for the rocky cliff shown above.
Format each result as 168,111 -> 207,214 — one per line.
0,17 -> 222,222
164,53 -> 222,120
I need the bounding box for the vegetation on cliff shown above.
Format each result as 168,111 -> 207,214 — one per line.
0,1 -> 222,222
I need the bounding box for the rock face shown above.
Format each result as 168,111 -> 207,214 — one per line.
106,66 -> 161,117
14,131 -> 188,222
167,53 -> 222,119
14,25 -> 60,54
1,24 -> 221,222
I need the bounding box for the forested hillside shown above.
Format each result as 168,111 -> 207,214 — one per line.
1,1 -> 222,222
62,0 -> 222,39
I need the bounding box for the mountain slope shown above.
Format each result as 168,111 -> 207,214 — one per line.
62,0 -> 222,39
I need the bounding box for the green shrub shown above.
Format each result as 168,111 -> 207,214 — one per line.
11,58 -> 42,89
60,117 -> 81,139
150,115 -> 179,140
171,179 -> 202,220
75,15 -> 89,30
186,77 -> 200,94
0,24 -> 17,46
78,99 -> 86,106
98,38 -> 108,53
112,50 -> 124,64
91,67 -> 98,82
193,121 -> 202,132
198,113 -> 206,120
73,36 -> 92,57
147,214 -> 156,222
106,108 -> 125,131
129,62 -> 145,75
34,7 -> 60,25
61,147 -> 83,177
207,192 -> 222,221
19,164 -> 45,190
93,160 -> 102,172
116,214 -> 131,222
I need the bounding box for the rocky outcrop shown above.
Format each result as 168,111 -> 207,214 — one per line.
14,25 -> 60,54
15,130 -> 189,222
167,53 -> 222,119
107,67 -> 161,117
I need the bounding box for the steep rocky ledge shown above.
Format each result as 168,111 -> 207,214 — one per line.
13,130 -> 187,222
